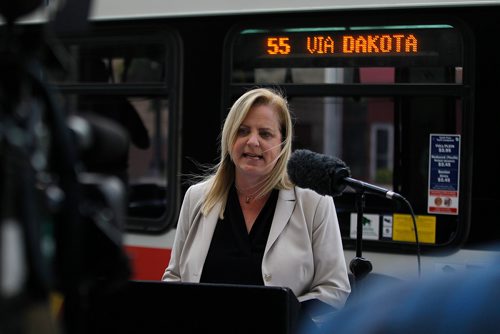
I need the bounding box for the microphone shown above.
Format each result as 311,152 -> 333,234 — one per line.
67,113 -> 130,166
287,149 -> 404,200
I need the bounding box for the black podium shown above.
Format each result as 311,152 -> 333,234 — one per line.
85,280 -> 301,334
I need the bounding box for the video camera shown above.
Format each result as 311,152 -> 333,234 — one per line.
0,1 -> 131,333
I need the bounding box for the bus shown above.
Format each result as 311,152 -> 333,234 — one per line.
5,0 -> 500,284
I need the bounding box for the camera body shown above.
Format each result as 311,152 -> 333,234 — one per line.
1,1 -> 130,333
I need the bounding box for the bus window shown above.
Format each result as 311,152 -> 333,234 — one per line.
48,31 -> 182,233
224,21 -> 469,253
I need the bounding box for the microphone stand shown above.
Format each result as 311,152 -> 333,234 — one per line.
349,191 -> 373,282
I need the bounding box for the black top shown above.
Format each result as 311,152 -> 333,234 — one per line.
200,185 -> 279,285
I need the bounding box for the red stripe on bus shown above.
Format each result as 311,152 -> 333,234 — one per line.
124,246 -> 172,281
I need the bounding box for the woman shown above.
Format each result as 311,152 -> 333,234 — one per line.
162,87 -> 350,325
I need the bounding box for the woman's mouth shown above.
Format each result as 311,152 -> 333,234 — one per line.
243,152 -> 262,160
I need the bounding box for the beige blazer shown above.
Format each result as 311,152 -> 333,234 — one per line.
162,181 -> 351,309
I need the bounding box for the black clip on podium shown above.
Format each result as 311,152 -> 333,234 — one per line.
349,191 -> 373,282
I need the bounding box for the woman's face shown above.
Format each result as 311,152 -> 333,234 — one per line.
231,104 -> 282,182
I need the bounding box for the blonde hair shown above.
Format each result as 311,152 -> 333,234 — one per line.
201,87 -> 294,218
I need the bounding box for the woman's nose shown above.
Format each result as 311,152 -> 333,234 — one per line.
247,133 -> 260,147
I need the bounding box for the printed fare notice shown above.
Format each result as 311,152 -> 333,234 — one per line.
428,134 -> 460,215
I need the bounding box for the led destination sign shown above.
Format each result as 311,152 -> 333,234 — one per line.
266,33 -> 418,56
232,25 -> 462,68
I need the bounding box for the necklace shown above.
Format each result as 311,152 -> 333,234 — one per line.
244,195 -> 254,204
235,184 -> 260,203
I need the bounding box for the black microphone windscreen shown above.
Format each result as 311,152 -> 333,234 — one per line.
287,149 -> 350,196
68,114 -> 130,167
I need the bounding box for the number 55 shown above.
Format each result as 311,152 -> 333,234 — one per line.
267,37 -> 291,55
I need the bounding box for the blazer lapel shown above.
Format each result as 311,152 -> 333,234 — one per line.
265,188 -> 296,253
190,201 -> 221,281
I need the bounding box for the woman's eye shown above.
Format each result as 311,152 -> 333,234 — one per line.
237,128 -> 249,136
260,131 -> 272,138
